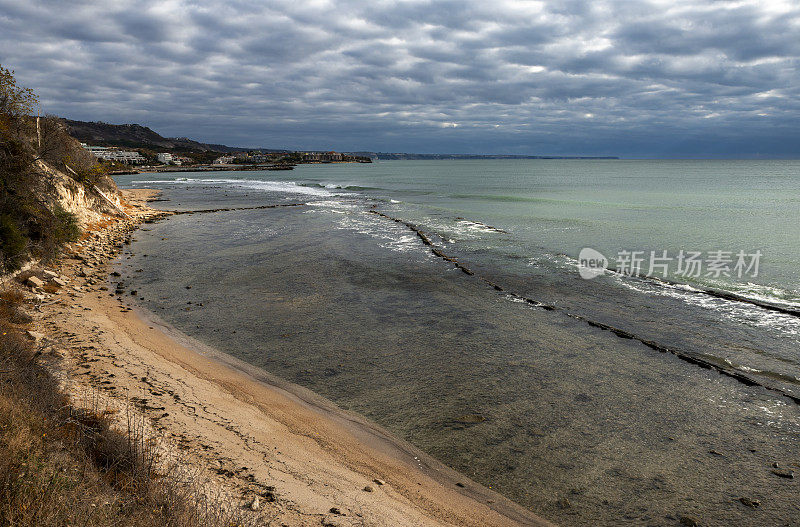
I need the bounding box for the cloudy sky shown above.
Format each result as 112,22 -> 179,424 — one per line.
1,0 -> 798,156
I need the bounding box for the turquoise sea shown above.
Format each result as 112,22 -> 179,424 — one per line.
115,160 -> 800,526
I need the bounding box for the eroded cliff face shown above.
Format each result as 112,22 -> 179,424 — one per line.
34,159 -> 125,225
1,162 -> 127,280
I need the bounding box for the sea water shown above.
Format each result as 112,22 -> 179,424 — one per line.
114,160 -> 800,526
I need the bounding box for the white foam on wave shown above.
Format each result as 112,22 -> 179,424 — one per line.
613,276 -> 800,337
530,253 -> 575,269
340,213 -> 426,254
717,281 -> 800,310
131,179 -> 185,184
131,177 -> 338,197
218,178 -> 338,196
305,206 -> 431,256
557,251 -> 800,326
456,219 -> 501,234
423,218 -> 496,241
307,200 -> 360,209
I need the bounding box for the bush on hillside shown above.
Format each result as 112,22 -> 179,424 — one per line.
0,65 -> 108,271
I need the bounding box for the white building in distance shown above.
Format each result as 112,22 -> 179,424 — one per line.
82,144 -> 145,165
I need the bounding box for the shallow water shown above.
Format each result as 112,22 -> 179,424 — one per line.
121,159 -> 800,305
115,161 -> 800,525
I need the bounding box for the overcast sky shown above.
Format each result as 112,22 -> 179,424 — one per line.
1,0 -> 798,156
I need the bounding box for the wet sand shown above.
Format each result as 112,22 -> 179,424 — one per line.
35,189 -> 550,526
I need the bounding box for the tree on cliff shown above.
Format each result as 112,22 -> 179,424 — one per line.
0,65 -> 38,127
0,66 -> 82,271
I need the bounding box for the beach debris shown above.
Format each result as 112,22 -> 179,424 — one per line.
679,515 -> 700,527
771,468 -> 794,479
249,495 -> 260,511
372,478 -> 385,486
738,497 -> 761,508
322,515 -> 348,527
451,413 -> 486,426
26,276 -> 45,289
362,485 -> 374,492
455,482 -> 465,488
51,276 -> 67,287
42,269 -> 58,279
26,330 -> 45,342
329,507 -> 342,515
708,449 -> 723,457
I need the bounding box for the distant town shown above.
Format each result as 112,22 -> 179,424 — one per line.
80,143 -> 371,172
66,119 -> 616,174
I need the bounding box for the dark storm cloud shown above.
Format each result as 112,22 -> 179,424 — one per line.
0,0 -> 798,156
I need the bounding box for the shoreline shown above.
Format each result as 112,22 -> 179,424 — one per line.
110,159 -> 372,175
35,189 -> 551,526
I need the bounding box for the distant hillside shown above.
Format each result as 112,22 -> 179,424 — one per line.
63,120 -> 619,160
63,119 -> 248,153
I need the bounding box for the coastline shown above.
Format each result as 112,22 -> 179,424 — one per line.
35,189 -> 551,526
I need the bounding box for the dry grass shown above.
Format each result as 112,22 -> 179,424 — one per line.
0,287 -> 261,526
0,289 -> 31,324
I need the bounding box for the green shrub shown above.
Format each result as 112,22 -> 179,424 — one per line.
0,214 -> 27,271
52,204 -> 80,245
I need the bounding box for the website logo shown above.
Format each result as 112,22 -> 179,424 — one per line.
577,248 -> 761,280
578,247 -> 609,279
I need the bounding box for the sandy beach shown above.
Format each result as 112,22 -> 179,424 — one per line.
31,189 -> 551,527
